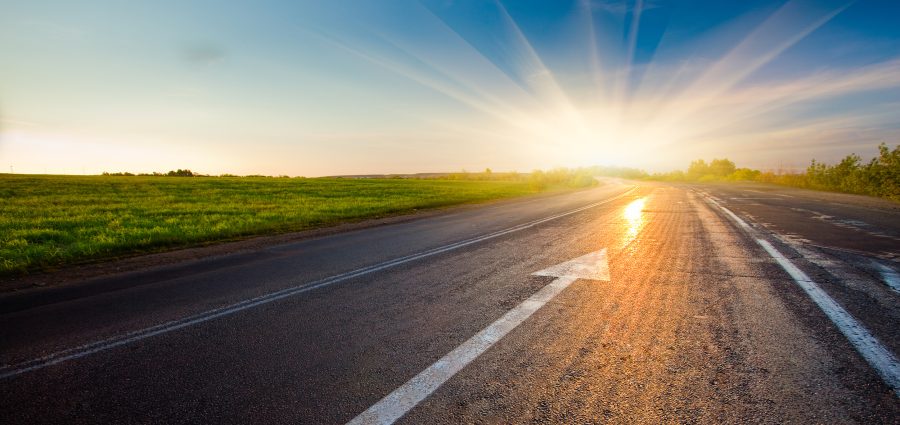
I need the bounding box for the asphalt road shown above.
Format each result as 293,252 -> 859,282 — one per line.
1,180 -> 898,423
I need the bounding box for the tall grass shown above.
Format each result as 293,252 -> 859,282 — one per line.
0,175 -> 568,276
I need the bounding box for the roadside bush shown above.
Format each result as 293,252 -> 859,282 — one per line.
804,143 -> 900,200
727,168 -> 761,181
528,168 -> 597,191
648,143 -> 899,202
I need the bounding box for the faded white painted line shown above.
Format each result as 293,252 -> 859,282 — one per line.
743,189 -> 794,198
874,261 -> 900,293
348,250 -> 610,425
0,190 -> 634,380
706,198 -> 900,396
704,196 -> 752,231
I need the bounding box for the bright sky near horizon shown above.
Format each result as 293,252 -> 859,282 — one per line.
1,0 -> 899,176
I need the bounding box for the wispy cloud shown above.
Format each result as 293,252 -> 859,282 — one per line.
182,43 -> 227,65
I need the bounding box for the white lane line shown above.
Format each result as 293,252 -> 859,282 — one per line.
874,261 -> 900,293
706,198 -> 900,396
0,188 -> 635,380
347,276 -> 578,425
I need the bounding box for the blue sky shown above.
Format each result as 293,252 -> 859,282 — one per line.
1,0 -> 899,175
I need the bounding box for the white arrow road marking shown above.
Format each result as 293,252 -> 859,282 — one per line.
348,249 -> 610,425
532,249 -> 610,281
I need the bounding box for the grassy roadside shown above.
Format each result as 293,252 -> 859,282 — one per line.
0,174 -> 587,277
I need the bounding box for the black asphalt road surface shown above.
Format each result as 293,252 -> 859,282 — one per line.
1,181 -> 898,423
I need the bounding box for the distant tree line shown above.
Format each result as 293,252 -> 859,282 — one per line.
100,170 -> 305,178
649,158 -> 755,182
584,165 -> 649,180
437,167 -> 598,190
102,169 -> 200,177
649,143 -> 900,201
442,168 -> 522,182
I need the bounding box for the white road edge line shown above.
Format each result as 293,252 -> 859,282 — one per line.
347,275 -> 579,425
704,194 -> 900,397
873,261 -> 900,294
0,188 -> 635,380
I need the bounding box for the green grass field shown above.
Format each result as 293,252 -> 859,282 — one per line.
0,174 -> 553,276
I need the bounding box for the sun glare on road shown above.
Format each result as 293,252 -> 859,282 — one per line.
624,197 -> 647,242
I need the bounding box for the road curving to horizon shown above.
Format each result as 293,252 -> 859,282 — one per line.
1,180 -> 898,423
